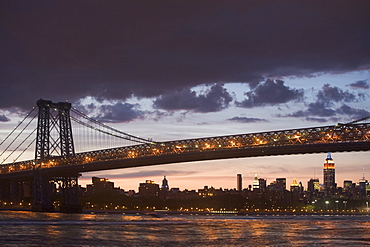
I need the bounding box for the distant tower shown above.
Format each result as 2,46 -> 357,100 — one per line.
161,176 -> 169,191
290,178 -> 300,192
237,174 -> 242,191
359,167 -> 367,183
323,152 -> 336,194
253,172 -> 259,190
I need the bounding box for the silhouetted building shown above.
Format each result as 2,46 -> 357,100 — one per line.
276,178 -> 286,191
307,178 -> 319,193
237,174 -> 242,191
343,180 -> 353,191
139,180 -> 159,197
86,177 -> 114,194
253,172 -> 259,190
258,178 -> 267,191
161,176 -> 169,191
323,153 -> 336,195
159,176 -> 170,200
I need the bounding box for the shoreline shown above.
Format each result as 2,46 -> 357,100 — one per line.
1,208 -> 369,216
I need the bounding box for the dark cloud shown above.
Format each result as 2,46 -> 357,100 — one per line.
0,114 -> 10,122
348,80 -> 370,89
236,79 -> 303,108
317,84 -> 357,104
227,117 -> 267,123
304,117 -> 328,123
286,102 -> 336,118
283,84 -> 368,121
153,84 -> 233,112
1,1 -> 370,110
336,104 -> 370,119
96,102 -> 144,123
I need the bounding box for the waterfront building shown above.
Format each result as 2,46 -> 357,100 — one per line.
139,180 -> 160,197
86,177 -> 115,195
159,176 -> 170,200
161,176 -> 169,191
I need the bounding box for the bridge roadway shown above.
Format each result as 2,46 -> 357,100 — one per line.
0,122 -> 369,179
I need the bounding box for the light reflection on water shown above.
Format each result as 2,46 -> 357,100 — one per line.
0,211 -> 369,246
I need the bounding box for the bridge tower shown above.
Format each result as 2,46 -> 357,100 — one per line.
33,99 -> 81,213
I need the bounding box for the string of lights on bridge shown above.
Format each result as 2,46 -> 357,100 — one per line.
0,111 -> 369,174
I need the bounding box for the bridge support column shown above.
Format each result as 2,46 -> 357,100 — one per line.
32,170 -> 54,212
0,180 -> 11,205
54,174 -> 82,213
11,179 -> 23,205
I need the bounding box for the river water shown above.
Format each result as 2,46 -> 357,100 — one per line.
0,211 -> 369,246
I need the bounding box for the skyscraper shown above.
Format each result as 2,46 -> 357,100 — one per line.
323,152 -> 336,195
290,178 -> 300,192
276,178 -> 286,191
237,174 -> 242,191
258,178 -> 267,191
253,172 -> 259,190
307,178 -> 319,193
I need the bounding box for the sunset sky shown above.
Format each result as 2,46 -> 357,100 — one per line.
1,1 -> 369,191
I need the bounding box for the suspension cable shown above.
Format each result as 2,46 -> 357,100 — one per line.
0,111 -> 38,158
12,137 -> 37,164
70,116 -> 149,144
0,107 -> 37,147
1,128 -> 37,164
71,108 -> 156,144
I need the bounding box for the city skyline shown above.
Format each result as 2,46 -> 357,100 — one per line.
79,152 -> 369,191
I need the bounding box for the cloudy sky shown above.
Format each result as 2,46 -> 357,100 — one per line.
1,1 -> 369,190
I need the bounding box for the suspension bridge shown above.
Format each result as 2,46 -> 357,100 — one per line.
0,99 -> 369,212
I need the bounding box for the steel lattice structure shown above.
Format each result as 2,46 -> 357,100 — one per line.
35,99 -> 75,162
1,122 -> 369,176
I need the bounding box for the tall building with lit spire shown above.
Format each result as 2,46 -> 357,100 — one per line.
323,152 -> 336,195
290,178 -> 300,192
161,176 -> 169,191
159,176 -> 169,200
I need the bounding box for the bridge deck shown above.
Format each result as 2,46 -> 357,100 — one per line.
1,123 -> 369,178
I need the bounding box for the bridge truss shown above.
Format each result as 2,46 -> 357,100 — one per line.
1,121 -> 369,175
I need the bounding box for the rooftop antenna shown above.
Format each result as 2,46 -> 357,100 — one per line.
362,167 -> 365,180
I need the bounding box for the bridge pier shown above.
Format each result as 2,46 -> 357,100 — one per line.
32,170 -> 54,212
11,179 -> 24,205
53,174 -> 82,213
31,170 -> 82,213
0,180 -> 11,205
